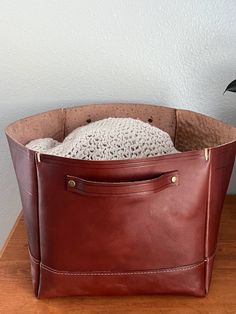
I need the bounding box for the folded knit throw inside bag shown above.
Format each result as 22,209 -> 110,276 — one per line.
26,117 -> 179,160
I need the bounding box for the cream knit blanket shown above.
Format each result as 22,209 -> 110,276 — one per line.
26,118 -> 179,160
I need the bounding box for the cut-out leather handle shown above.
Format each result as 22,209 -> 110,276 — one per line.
66,171 -> 178,196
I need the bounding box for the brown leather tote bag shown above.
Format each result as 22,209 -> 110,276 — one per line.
5,104 -> 236,298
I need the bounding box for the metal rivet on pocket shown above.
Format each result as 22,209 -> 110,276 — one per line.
68,179 -> 76,188
171,176 -> 177,183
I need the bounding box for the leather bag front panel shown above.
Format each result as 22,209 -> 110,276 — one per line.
36,150 -> 210,273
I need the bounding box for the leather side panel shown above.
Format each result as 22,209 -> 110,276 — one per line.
6,136 -> 40,296
205,142 -> 236,292
205,255 -> 215,294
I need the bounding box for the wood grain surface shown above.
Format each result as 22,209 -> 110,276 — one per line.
0,196 -> 235,314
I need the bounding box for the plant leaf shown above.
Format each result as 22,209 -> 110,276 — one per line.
223,79 -> 236,94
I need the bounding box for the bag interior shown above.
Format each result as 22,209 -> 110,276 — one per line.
5,103 -> 236,153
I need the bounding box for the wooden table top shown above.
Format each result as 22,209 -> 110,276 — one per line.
0,196 -> 236,314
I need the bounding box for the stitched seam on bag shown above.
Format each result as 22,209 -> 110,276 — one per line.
34,154 -> 42,297
40,260 -> 205,276
20,186 -> 34,196
205,251 -> 216,262
28,248 -> 40,264
204,149 -> 212,293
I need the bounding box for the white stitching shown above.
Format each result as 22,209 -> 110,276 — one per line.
28,248 -> 40,264
40,260 -> 205,276
205,252 -> 216,262
29,250 -> 216,275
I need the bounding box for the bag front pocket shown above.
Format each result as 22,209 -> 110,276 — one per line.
37,157 -> 208,274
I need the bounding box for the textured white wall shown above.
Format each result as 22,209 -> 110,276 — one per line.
0,0 -> 236,251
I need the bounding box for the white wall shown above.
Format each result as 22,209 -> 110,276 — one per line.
0,0 -> 236,251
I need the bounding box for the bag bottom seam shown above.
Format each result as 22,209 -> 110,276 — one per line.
39,260 -> 205,276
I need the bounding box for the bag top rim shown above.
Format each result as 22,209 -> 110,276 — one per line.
5,103 -> 236,161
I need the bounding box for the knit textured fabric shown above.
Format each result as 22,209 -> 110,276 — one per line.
26,117 -> 179,160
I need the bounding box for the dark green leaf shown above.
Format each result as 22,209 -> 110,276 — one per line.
223,79 -> 236,94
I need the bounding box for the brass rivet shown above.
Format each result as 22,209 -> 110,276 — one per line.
68,179 -> 76,188
171,176 -> 177,183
